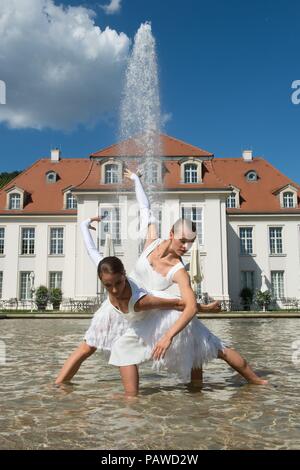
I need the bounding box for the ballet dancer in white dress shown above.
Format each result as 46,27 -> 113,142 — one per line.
55,210 -> 267,393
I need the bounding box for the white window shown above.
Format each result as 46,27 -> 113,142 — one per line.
66,192 -> 77,209
21,228 -> 35,255
226,193 -> 236,208
0,271 -> 3,298
271,271 -> 284,299
239,227 -> 253,254
105,164 -> 119,184
283,192 -> 295,208
184,164 -> 198,183
9,193 -> 21,210
144,163 -> 159,184
100,208 -> 121,245
269,227 -> 283,254
181,207 -> 203,244
50,227 -> 64,255
49,272 -> 62,290
0,227 -> 5,254
241,271 -> 255,291
19,272 -> 31,300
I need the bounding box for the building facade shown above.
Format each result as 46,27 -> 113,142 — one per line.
0,134 -> 299,308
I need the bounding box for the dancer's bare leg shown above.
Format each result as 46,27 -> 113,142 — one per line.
119,365 -> 139,397
218,348 -> 268,384
55,342 -> 96,385
190,367 -> 203,387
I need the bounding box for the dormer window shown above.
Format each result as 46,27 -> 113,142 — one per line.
276,185 -> 298,209
66,192 -> 77,209
104,164 -> 119,184
226,193 -> 237,208
180,159 -> 202,184
9,193 -> 21,210
46,171 -> 57,184
245,170 -> 257,182
283,191 -> 295,208
143,162 -> 160,184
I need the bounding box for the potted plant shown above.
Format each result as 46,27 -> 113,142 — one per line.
35,285 -> 49,311
49,288 -> 63,310
255,290 -> 272,312
239,287 -> 253,311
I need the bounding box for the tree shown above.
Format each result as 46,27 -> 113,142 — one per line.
0,171 -> 22,189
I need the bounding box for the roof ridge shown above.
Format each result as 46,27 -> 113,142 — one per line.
160,133 -> 213,155
258,157 -> 300,190
0,158 -> 44,193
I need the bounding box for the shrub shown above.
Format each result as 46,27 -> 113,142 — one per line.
255,290 -> 272,310
49,288 -> 63,310
35,285 -> 49,310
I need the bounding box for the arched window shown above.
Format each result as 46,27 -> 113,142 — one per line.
184,163 -> 198,183
283,192 -> 295,208
104,164 -> 119,184
9,193 -> 21,210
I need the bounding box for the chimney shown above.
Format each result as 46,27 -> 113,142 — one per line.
51,148 -> 61,162
242,149 -> 253,162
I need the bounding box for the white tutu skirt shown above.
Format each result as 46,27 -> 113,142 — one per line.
131,310 -> 226,383
84,299 -> 129,358
84,296 -> 226,383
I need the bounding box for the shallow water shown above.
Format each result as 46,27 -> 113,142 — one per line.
0,318 -> 299,450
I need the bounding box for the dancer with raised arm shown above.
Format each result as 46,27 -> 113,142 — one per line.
124,169 -> 268,386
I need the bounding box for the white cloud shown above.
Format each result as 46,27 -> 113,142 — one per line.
101,0 -> 122,15
0,0 -> 129,130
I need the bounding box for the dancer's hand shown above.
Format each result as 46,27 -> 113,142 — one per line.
124,169 -> 134,180
152,334 -> 173,360
89,216 -> 102,230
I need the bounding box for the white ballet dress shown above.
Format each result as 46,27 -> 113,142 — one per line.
83,230 -> 226,382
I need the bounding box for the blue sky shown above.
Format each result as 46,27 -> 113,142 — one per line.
0,0 -> 300,182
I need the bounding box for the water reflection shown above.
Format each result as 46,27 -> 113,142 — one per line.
0,318 -> 299,449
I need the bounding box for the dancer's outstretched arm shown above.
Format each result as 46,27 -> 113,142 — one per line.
80,217 -> 103,268
124,169 -> 158,249
152,269 -> 197,360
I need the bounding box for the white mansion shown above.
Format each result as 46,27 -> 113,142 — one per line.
0,134 -> 299,308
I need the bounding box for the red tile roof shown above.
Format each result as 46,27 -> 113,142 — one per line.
211,158 -> 300,213
0,159 -> 92,214
0,136 -> 299,215
74,159 -> 229,191
90,133 -> 214,158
